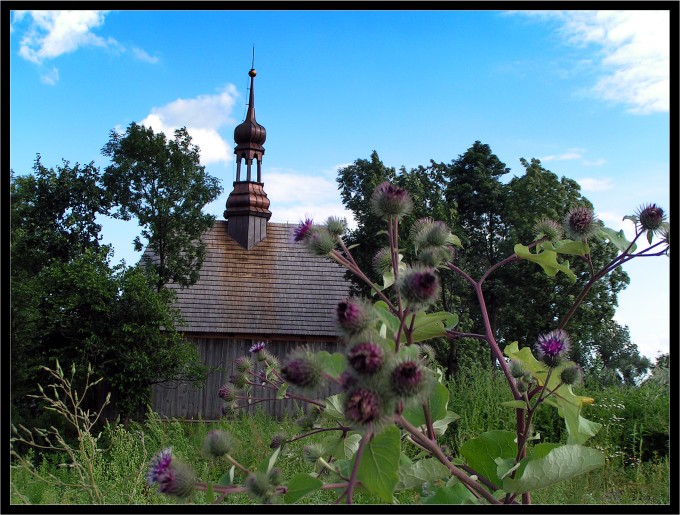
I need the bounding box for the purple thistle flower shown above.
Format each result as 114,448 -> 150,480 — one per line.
146,447 -> 173,487
249,341 -> 266,354
391,361 -> 424,396
147,448 -> 196,498
347,342 -> 384,374
218,383 -> 236,401
344,388 -> 380,424
535,329 -> 571,367
293,217 -> 314,242
564,206 -> 599,241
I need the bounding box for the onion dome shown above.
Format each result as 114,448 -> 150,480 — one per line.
234,68 -> 266,152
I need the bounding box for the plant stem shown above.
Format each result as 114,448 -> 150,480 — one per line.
345,431 -> 372,504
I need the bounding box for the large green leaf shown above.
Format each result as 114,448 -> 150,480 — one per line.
459,430 -> 517,489
402,381 -> 449,428
257,446 -> 281,474
410,311 -> 459,343
424,478 -> 479,504
322,394 -> 345,421
321,433 -> 362,459
598,226 -> 637,253
315,351 -> 346,377
355,426 -> 401,503
503,445 -> 605,493
552,239 -> 590,256
395,457 -> 450,491
504,342 -> 601,445
283,473 -> 323,504
514,244 -> 576,282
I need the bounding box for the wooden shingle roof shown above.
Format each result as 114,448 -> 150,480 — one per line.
161,221 -> 350,338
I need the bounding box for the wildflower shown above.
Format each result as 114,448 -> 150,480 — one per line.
292,217 -> 314,243
564,206 -> 599,241
146,448 -> 196,498
280,353 -> 321,389
268,467 -> 284,486
347,341 -> 384,374
560,364 -> 582,386
398,267 -> 439,306
325,216 -> 347,237
370,181 -> 413,219
534,329 -> 571,367
344,388 -> 381,425
245,471 -> 275,500
249,341 -> 266,354
336,298 -> 373,335
534,218 -> 563,243
202,429 -> 233,458
339,370 -> 358,392
636,203 -> 666,233
391,360 -> 425,397
218,383 -> 236,402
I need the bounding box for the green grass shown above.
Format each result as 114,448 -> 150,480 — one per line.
10,369 -> 670,506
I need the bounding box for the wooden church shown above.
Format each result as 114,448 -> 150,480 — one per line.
151,68 -> 349,420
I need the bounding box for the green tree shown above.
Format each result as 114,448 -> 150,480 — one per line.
10,157 -> 205,422
102,123 -> 222,291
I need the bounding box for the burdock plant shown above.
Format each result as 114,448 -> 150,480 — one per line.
146,182 -> 668,506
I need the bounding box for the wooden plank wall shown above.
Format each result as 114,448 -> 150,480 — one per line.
151,338 -> 343,421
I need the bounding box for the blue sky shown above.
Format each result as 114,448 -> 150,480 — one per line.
8,8 -> 672,361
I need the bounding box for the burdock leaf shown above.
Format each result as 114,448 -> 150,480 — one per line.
460,430 -> 517,489
283,473 -> 323,504
598,226 -> 637,253
355,426 -> 400,503
514,244 -> 576,282
503,445 -> 605,493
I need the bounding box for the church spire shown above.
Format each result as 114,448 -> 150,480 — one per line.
224,66 -> 272,249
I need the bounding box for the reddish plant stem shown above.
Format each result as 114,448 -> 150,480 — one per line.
345,431 -> 372,504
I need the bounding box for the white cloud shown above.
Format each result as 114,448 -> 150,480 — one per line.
12,10 -> 157,84
541,152 -> 582,162
131,46 -> 159,64
515,10 -> 669,114
577,177 -> 613,192
139,85 -> 240,166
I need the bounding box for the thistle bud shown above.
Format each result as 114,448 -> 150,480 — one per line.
398,267 -> 439,306
372,247 -> 393,275
269,432 -> 286,449
305,227 -> 337,256
516,379 -> 528,394
218,383 -> 236,402
509,360 -> 525,379
370,182 -> 413,219
391,361 -> 425,397
302,443 -> 324,464
344,388 -> 381,425
325,216 -> 347,237
564,206 -> 599,241
347,341 -> 384,374
534,329 -> 571,368
245,471 -> 273,499
202,429 -> 233,458
418,344 -> 437,364
336,298 -> 373,335
534,218 -> 563,243
280,355 -> 321,389
234,356 -> 253,374
268,467 -> 284,486
417,246 -> 454,268
560,365 -> 582,386
636,203 -> 666,232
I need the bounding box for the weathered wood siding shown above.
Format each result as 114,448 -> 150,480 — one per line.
151,337 -> 343,420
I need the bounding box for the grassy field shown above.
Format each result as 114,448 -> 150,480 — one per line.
9,367 -> 671,506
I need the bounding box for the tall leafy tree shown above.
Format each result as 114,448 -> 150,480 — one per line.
102,123 -> 222,291
10,157 -> 205,423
